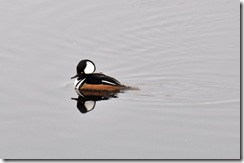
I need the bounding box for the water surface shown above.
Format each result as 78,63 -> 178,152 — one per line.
0,0 -> 240,159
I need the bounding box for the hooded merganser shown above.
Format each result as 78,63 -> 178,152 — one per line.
71,59 -> 127,92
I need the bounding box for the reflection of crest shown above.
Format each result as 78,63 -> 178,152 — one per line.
71,90 -> 119,114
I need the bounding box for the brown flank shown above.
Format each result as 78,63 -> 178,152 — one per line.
80,83 -> 127,92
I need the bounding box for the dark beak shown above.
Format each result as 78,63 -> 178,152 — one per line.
71,74 -> 79,79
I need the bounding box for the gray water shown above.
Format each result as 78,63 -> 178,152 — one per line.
0,0 -> 240,159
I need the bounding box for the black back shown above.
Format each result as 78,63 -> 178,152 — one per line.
81,73 -> 121,86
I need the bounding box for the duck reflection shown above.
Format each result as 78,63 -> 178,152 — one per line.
71,90 -> 119,114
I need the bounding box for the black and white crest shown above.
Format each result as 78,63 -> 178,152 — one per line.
77,59 -> 96,74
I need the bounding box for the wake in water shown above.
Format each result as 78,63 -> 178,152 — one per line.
121,76 -> 239,107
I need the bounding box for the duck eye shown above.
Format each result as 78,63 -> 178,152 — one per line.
84,61 -> 96,74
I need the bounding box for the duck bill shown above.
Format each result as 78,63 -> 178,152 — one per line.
71,74 -> 79,79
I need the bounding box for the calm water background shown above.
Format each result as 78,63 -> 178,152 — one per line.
0,0 -> 240,159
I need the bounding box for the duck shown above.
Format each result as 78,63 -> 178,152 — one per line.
71,59 -> 127,92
